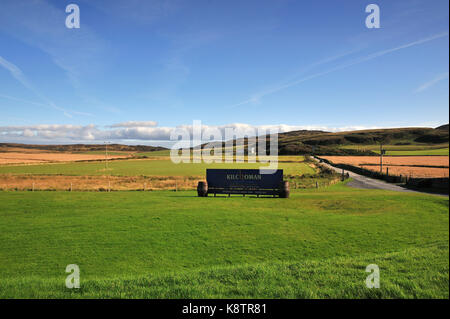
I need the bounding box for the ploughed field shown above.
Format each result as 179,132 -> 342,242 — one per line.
0,184 -> 448,298
0,151 -> 131,164
322,156 -> 449,178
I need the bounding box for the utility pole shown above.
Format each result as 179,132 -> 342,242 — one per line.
380,143 -> 383,173
104,141 -> 109,170
105,141 -> 111,191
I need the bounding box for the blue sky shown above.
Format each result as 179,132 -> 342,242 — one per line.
0,0 -> 448,145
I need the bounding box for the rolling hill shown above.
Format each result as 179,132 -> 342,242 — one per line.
1,125 -> 448,157
0,143 -> 167,153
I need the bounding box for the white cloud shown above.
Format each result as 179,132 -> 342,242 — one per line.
415,72 -> 449,93
108,121 -> 158,128
0,122 -> 389,146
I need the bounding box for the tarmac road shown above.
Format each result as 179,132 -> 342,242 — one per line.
313,158 -> 448,196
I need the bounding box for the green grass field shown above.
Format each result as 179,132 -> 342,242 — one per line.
136,150 -> 171,157
0,157 -> 315,176
0,184 -> 448,298
340,144 -> 449,156
76,151 -> 131,156
79,150 -> 171,156
378,148 -> 449,156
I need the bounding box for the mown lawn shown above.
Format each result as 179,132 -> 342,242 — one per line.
0,157 -> 315,176
0,184 -> 448,298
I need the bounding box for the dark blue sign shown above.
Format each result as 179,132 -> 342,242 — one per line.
206,169 -> 283,195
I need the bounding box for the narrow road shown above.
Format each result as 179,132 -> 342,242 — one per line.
314,158 -> 447,196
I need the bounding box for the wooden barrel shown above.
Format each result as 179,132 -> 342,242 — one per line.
197,181 -> 208,197
279,181 -> 290,198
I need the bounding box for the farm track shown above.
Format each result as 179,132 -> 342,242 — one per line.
314,158 -> 448,197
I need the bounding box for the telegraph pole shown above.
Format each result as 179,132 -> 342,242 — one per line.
104,141 -> 109,170
380,143 -> 383,173
105,141 -> 110,192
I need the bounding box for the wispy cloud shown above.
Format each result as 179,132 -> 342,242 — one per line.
0,56 -> 69,117
415,72 -> 449,93
79,0 -> 183,25
0,56 -> 35,91
230,32 -> 449,108
108,121 -> 158,128
0,0 -> 109,87
0,57 -> 92,118
0,93 -> 93,118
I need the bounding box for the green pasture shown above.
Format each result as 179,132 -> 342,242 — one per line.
0,157 -> 315,176
0,184 -> 448,298
340,144 -> 449,156
136,150 -> 171,157
75,151 -> 131,156
377,148 -> 449,156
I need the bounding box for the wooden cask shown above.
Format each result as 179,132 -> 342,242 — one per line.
197,181 -> 208,197
279,181 -> 290,198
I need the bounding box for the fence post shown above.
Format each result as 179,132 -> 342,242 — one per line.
70,182 -> 73,192
32,182 -> 35,192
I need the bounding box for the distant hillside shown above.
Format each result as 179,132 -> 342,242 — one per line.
198,126 -> 449,156
278,126 -> 448,155
0,143 -> 167,153
436,124 -> 449,131
288,127 -> 448,145
2,125 -> 448,156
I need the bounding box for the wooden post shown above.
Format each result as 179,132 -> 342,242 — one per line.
316,181 -> 318,189
144,182 -> 146,191
70,182 -> 73,192
32,182 -> 34,192
108,180 -> 111,192
386,167 -> 389,176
